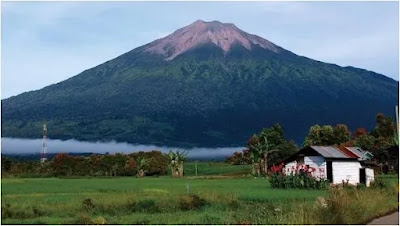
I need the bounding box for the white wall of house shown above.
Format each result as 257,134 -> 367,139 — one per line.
366,168 -> 375,187
284,156 -> 327,180
284,161 -> 297,175
305,156 -> 327,179
332,161 -> 362,185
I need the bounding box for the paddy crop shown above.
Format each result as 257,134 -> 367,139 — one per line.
1,174 -> 397,224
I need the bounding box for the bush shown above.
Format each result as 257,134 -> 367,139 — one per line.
225,149 -> 251,165
315,185 -> 398,224
129,151 -> 169,176
75,214 -> 106,225
370,178 -> 386,189
76,214 -> 93,224
131,219 -> 150,225
270,173 -> 329,189
133,199 -> 160,213
125,199 -> 137,210
2,204 -> 12,219
228,200 -> 241,209
92,216 -> 107,225
82,198 -> 95,211
1,203 -> 34,220
179,194 -> 206,210
32,206 -> 44,217
145,152 -> 169,176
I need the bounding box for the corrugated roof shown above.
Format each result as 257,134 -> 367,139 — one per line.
310,146 -> 356,159
338,147 -> 359,158
345,147 -> 373,160
282,146 -> 359,164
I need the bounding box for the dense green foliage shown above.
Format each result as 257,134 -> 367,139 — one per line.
303,124 -> 351,146
244,124 -> 297,176
1,175 -> 397,224
1,41 -> 398,147
1,154 -> 250,178
270,173 -> 330,189
225,149 -> 252,165
1,151 -> 169,178
300,114 -> 398,173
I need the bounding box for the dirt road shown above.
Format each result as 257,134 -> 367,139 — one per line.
368,211 -> 399,225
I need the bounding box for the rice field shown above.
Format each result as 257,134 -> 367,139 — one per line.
1,168 -> 398,224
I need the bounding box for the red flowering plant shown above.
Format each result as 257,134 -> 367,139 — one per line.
270,162 -> 284,174
270,163 -> 329,189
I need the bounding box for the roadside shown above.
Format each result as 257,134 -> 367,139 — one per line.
368,211 -> 399,225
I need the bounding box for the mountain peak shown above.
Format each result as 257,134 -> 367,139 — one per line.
144,20 -> 280,60
192,19 -> 233,27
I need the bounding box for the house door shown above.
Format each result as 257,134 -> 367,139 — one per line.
326,161 -> 333,182
360,168 -> 366,184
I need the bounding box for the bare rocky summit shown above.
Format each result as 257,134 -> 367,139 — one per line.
144,20 -> 280,60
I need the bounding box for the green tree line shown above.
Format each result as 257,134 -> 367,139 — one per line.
2,151 -> 169,178
226,113 -> 398,173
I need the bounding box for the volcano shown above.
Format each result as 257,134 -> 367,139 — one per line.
2,20 -> 398,147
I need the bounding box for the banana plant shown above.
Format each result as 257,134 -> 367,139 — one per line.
249,135 -> 279,176
393,131 -> 399,146
167,150 -> 187,177
134,156 -> 147,178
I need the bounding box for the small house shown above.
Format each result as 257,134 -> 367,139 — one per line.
283,146 -> 374,186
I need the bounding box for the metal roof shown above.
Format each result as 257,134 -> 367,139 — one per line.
345,147 -> 373,161
282,146 -> 359,164
310,146 -> 356,159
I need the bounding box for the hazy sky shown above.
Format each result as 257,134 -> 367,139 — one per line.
2,1 -> 399,99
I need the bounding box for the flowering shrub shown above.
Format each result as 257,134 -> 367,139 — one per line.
270,163 -> 284,174
270,173 -> 330,189
269,164 -> 330,189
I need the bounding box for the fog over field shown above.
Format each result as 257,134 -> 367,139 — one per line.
1,137 -> 243,160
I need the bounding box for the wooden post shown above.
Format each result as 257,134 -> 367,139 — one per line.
195,161 -> 198,176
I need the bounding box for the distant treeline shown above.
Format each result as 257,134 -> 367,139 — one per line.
1,151 -> 169,178
2,152 -> 96,161
2,152 -> 227,162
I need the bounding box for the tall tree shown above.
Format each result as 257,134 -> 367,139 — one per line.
303,125 -> 334,146
353,128 -> 368,139
354,134 -> 376,151
247,124 -> 297,176
333,124 -> 351,145
372,113 -> 396,139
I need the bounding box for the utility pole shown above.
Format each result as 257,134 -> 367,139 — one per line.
40,123 -> 47,163
396,105 -> 398,132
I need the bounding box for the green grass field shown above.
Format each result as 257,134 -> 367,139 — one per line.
1,164 -> 398,225
1,177 -> 328,224
182,162 -> 251,176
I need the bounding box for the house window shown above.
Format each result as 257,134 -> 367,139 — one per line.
365,153 -> 373,159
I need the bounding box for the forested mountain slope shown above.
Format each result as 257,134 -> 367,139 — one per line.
2,20 -> 398,147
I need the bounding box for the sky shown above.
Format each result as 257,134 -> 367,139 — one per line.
1,1 -> 399,99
